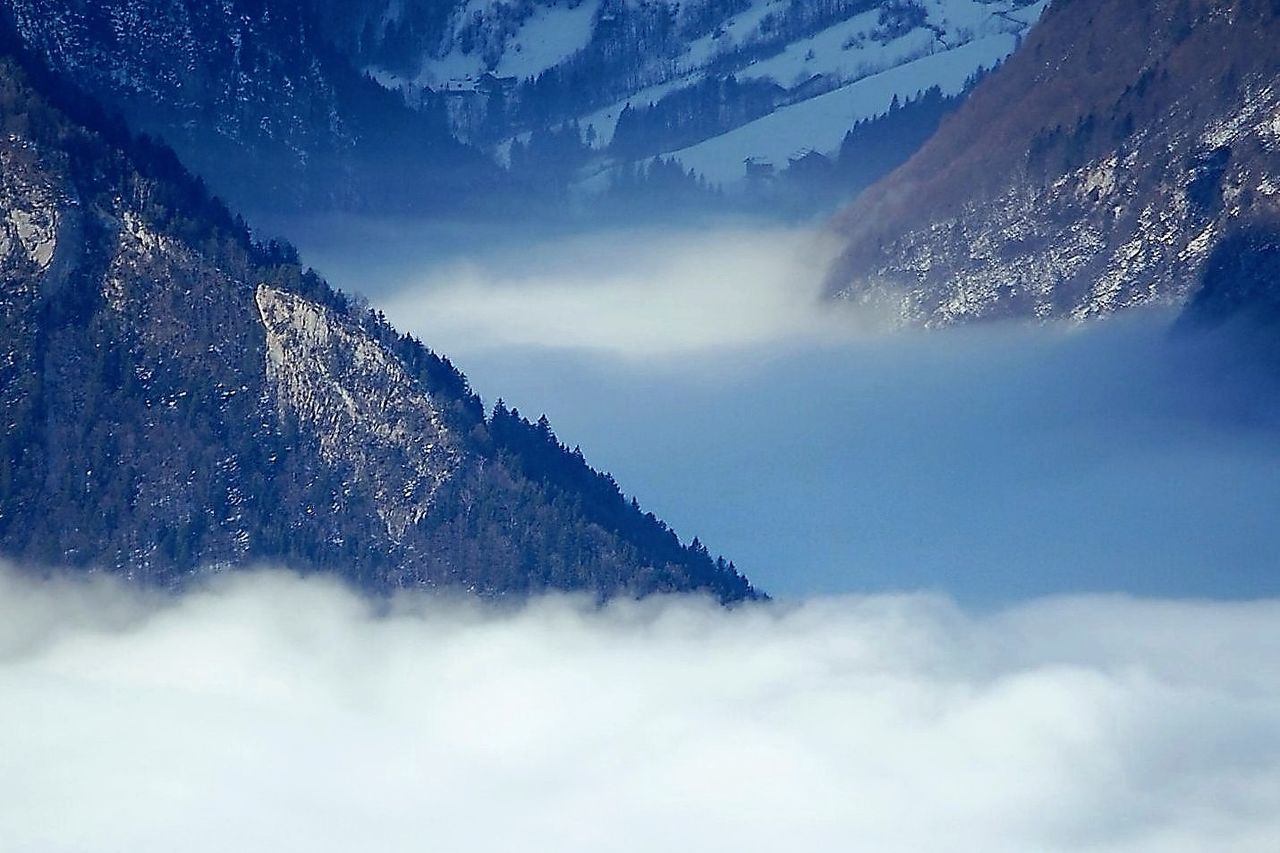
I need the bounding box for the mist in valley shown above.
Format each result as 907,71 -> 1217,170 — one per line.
6,3 -> 1279,850
271,216 -> 1280,603
4,213 -> 1279,853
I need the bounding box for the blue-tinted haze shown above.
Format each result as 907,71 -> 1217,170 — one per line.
280,218 -> 1280,604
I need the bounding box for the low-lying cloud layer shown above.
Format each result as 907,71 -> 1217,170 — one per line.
3,567 -> 1279,852
362,224 -> 872,358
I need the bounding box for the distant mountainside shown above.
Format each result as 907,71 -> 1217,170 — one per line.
826,0 -> 1280,325
0,30 -> 756,602
315,0 -> 1047,193
1,0 -> 1045,214
1,0 -> 503,213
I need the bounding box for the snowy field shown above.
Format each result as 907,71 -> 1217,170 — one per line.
382,0 -> 1047,187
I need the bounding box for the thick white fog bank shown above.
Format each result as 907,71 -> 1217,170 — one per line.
2,567 -> 1280,853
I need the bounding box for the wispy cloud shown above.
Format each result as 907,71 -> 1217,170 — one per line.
370,225 -> 882,359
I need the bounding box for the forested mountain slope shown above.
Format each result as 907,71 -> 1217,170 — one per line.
0,30 -> 756,602
1,0 -> 1047,212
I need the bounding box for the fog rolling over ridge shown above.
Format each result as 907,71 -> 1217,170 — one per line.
2,566 -> 1279,853
282,219 -> 1280,602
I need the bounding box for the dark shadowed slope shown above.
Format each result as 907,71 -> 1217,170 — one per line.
0,29 -> 756,602
0,0 -> 504,214
827,0 -> 1280,326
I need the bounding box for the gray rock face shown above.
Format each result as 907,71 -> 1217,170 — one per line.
256,284 -> 462,542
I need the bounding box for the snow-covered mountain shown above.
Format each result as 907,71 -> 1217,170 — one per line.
826,0 -> 1280,326
0,0 -> 1046,212
322,0 -> 1047,191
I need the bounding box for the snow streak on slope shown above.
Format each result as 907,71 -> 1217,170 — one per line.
608,0 -> 1045,186
670,32 -> 1022,185
411,0 -> 602,85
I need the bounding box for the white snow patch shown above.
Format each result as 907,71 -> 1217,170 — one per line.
742,14 -> 936,90
414,0 -> 601,87
7,208 -> 57,271
491,1 -> 600,80
668,33 -> 1020,186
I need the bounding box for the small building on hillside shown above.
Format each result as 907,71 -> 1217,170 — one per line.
744,157 -> 775,180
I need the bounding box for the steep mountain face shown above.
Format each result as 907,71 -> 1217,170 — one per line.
0,38 -> 756,602
1,0 -> 499,213
827,0 -> 1280,326
318,0 -> 1046,190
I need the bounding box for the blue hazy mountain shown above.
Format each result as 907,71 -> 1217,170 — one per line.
3,0 -> 1044,215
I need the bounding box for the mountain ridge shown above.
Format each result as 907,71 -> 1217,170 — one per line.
0,25 -> 757,602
